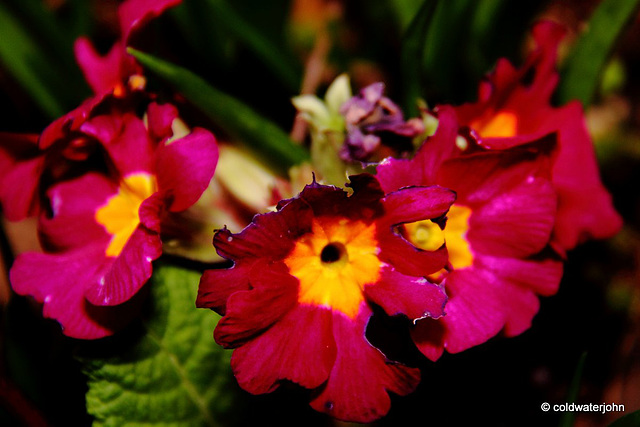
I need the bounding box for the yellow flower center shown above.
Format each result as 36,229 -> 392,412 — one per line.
95,172 -> 157,257
470,110 -> 518,138
284,218 -> 381,318
404,204 -> 474,278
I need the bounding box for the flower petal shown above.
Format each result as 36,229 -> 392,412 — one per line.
380,185 -> 455,226
230,305 -> 336,393
214,263 -> 298,348
468,176 -> 556,258
377,231 -> 449,277
0,133 -> 43,221
10,245 -> 142,339
155,128 -> 219,212
310,307 -> 420,423
84,225 -> 161,306
412,268 -> 506,358
365,266 -> 446,320
39,173 -> 115,252
74,37 -> 125,95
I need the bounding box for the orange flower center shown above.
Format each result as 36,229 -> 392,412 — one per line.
95,173 -> 157,257
284,218 -> 381,318
470,110 -> 518,138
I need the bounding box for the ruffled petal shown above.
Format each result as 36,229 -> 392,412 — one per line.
365,266 -> 446,320
214,263 -> 298,347
213,200 -> 313,262
310,307 -> 420,423
376,106 -> 459,192
380,185 -> 455,226
376,231 -> 449,277
413,268 -> 506,358
197,262 -> 254,314
230,305 -> 336,393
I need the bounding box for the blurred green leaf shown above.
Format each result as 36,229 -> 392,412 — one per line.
557,0 -> 640,106
608,409 -> 640,427
400,0 -> 439,116
81,264 -> 237,427
205,0 -> 301,93
389,0 -> 423,31
558,352 -> 587,427
0,3 -> 67,118
170,0 -> 300,93
421,0 -> 475,103
129,48 -> 309,173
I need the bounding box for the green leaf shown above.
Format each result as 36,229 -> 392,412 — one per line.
557,0 -> 640,106
420,0 -> 476,103
0,2 -> 67,118
400,0 -> 439,116
558,351 -> 587,427
388,0 -> 424,31
608,409 -> 640,427
80,264 -> 237,427
128,48 -> 309,174
205,0 -> 301,92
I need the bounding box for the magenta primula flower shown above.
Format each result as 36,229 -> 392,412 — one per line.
38,0 -> 181,151
454,20 -> 622,254
9,106 -> 218,339
0,0 -> 183,221
74,0 -> 182,98
377,107 -> 563,360
197,174 -> 454,422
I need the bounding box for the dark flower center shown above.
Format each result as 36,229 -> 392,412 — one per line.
321,242 -> 347,264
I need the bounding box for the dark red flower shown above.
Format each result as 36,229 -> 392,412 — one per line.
197,174 -> 455,422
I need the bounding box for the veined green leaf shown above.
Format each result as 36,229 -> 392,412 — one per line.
400,0 -> 439,116
128,48 -> 309,173
80,264 -> 238,427
557,0 -> 640,106
0,3 -> 66,118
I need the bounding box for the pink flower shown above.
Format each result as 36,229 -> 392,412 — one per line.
74,0 -> 182,98
9,105 -> 218,339
377,107 -> 563,360
454,20 -> 622,254
0,0 -> 184,220
197,174 -> 454,422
